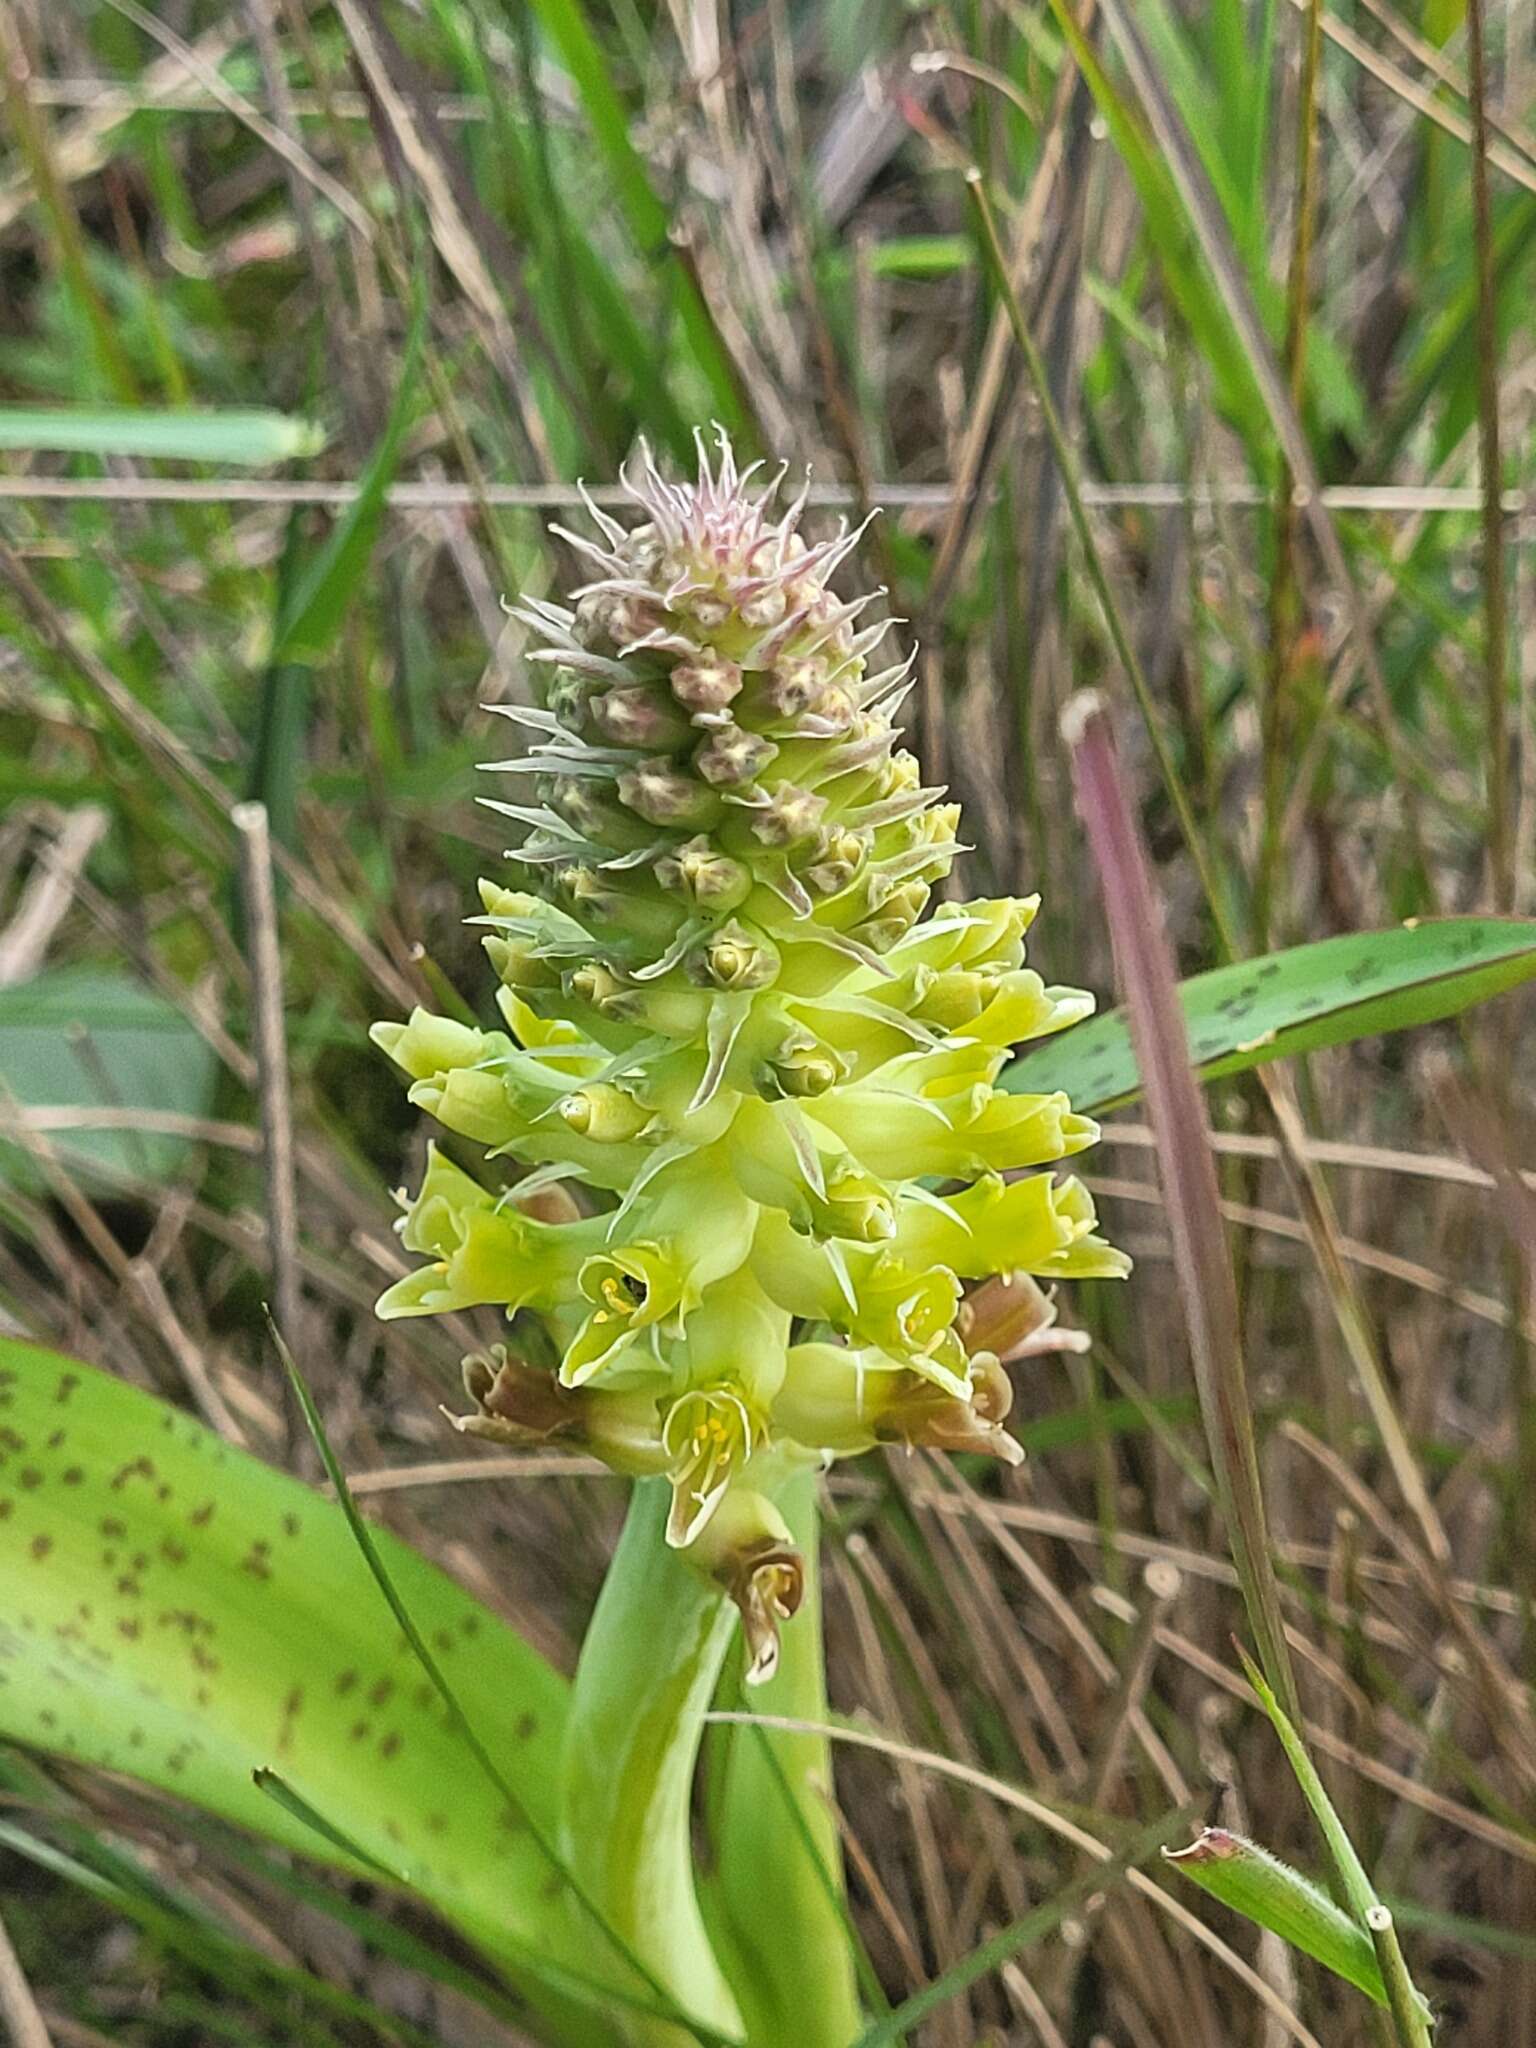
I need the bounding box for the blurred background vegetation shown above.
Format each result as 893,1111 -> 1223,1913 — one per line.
0,0 -> 1533,2041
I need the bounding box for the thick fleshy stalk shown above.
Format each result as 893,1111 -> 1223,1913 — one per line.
560,1479 -> 744,2047
698,1471 -> 860,2047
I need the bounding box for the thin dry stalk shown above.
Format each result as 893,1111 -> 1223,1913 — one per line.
0,1901 -> 52,2048
231,801 -> 303,1433
1464,0 -> 1514,910
0,808 -> 105,986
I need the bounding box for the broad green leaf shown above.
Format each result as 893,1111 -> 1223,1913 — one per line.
0,1337 -> 610,2038
0,407 -> 324,463
1164,1827 -> 1391,2006
0,968 -> 217,1191
1006,917 -> 1536,1115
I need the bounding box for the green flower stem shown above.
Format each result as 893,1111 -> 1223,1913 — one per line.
561,1478 -> 745,2047
702,1471 -> 864,2047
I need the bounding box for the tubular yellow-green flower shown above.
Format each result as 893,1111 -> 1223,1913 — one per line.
374,432 -> 1128,1677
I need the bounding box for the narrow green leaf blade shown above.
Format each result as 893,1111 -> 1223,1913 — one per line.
1007,918 -> 1536,1114
0,1338 -> 573,1981
1165,1827 -> 1390,2005
0,407 -> 325,463
269,291 -> 424,666
525,0 -> 746,430
252,1767 -> 399,1878
0,1817 -> 447,2047
1234,1650 -> 1437,2037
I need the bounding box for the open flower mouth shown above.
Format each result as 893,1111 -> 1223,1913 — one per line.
661,1388 -> 756,1547
560,1245 -> 687,1386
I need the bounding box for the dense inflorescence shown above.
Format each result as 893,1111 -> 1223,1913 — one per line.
373,434 -> 1127,1678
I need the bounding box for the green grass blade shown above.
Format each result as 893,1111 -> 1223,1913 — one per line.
0,1818 -> 442,2048
0,406 -> 325,462
1165,1826 -> 1391,2005
251,1767 -> 400,1878
1235,1650 -> 1379,1922
269,288 -> 425,666
1236,1650 -> 1436,2041
525,0 -> 747,431
1042,0 -> 1265,439
1006,917 -> 1536,1114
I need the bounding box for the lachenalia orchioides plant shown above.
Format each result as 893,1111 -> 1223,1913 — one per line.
370,434 -> 1128,2042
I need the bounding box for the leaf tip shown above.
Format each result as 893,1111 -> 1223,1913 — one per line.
1163,1825 -> 1242,1867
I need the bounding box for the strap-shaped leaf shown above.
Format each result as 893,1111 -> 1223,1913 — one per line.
1006,917 -> 1536,1115
0,1338 -> 584,2005
0,406 -> 324,463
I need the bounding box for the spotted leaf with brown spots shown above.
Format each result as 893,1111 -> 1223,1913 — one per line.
0,1338 -> 614,2042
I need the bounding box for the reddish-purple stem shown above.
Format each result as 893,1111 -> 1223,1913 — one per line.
1067,694 -> 1300,1725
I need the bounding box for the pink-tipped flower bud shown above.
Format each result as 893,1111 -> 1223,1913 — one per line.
759,657 -> 828,719
799,683 -> 858,734
738,582 -> 789,629
683,588 -> 733,630
654,835 -> 752,910
694,726 -> 778,788
590,683 -> 689,749
616,761 -> 720,828
669,654 -> 743,714
573,591 -> 618,649
749,785 -> 827,849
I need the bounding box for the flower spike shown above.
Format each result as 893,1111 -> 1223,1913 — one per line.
373,436 -> 1127,1678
